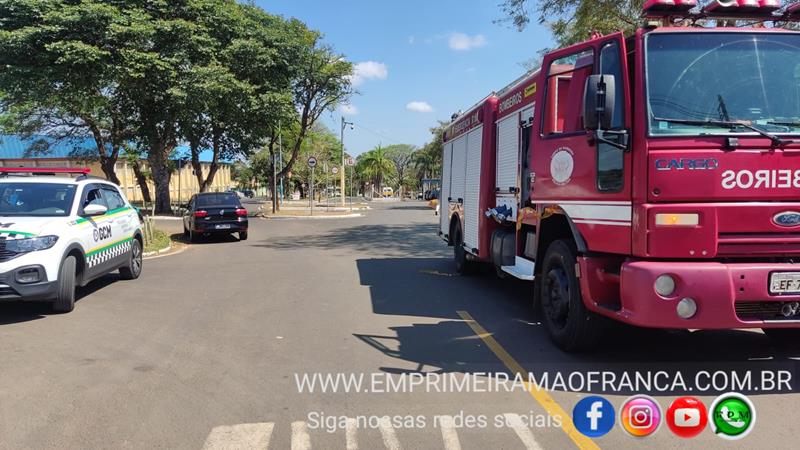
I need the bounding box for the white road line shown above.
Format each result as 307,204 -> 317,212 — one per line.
435,416 -> 462,450
202,422 -> 274,450
291,421 -> 311,450
377,416 -> 401,450
504,413 -> 543,450
345,418 -> 358,450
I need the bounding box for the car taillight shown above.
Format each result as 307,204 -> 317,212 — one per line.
235,208 -> 248,217
195,210 -> 208,218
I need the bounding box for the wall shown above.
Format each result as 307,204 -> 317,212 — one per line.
0,157 -> 232,204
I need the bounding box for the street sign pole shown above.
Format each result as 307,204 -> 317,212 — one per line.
310,167 -> 314,217
349,165 -> 353,212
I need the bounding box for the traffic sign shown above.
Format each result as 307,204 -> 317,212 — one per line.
346,157 -> 355,167
307,156 -> 317,168
331,166 -> 339,175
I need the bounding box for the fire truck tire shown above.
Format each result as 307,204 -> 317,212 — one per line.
539,239 -> 602,352
453,223 -> 476,275
762,328 -> 800,344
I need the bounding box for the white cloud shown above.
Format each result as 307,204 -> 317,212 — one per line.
448,33 -> 487,51
339,104 -> 359,116
406,101 -> 434,113
408,35 -> 415,45
348,61 -> 388,87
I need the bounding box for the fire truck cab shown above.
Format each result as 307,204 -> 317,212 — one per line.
441,0 -> 800,351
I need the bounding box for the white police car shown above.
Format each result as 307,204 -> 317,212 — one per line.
0,168 -> 143,312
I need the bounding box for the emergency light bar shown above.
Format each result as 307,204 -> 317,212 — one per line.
643,0 -> 792,19
0,167 -> 91,175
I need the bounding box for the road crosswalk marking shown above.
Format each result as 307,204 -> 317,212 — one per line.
504,413 -> 543,450
435,415 -> 462,450
202,422 -> 274,450
291,421 -> 311,450
202,414 -> 552,449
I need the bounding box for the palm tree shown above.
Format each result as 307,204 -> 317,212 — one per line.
360,145 -> 395,193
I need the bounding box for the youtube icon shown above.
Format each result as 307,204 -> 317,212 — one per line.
667,397 -> 708,438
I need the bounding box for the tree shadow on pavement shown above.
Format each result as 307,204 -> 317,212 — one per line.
252,223 -> 445,257
355,257 -> 800,396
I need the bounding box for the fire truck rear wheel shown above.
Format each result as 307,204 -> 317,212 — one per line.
539,239 -> 602,352
453,223 -> 476,275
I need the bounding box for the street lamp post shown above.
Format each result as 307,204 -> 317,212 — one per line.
340,117 -> 353,206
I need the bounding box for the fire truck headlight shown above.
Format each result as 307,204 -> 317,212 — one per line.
654,274 -> 676,297
677,297 -> 698,319
655,213 -> 699,226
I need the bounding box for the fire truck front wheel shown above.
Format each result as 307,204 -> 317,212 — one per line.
540,239 -> 603,352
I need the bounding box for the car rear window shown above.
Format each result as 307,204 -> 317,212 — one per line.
196,193 -> 240,207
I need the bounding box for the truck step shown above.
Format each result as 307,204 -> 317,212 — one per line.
500,256 -> 535,281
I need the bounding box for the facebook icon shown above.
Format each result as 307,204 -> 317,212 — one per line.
572,396 -> 615,437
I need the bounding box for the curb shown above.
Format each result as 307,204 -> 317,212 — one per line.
261,213 -> 363,220
143,244 -> 172,258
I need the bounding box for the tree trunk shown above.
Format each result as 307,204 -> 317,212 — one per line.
99,156 -> 121,185
131,159 -> 152,203
148,141 -> 174,214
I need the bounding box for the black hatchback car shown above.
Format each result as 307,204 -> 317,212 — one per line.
182,192 -> 248,242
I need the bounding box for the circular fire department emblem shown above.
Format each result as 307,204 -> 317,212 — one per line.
550,147 -> 574,186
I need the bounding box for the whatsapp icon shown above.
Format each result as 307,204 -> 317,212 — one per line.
710,393 -> 756,440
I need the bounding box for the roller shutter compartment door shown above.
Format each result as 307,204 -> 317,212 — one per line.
463,126 -> 483,252
495,114 -> 519,193
439,142 -> 453,237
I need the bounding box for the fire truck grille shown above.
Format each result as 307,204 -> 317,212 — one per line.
718,233 -> 800,257
735,301 -> 800,321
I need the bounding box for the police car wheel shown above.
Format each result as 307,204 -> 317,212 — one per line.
539,239 -> 603,352
51,256 -> 76,313
119,239 -> 142,280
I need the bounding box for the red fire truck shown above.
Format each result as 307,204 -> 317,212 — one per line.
440,0 -> 800,351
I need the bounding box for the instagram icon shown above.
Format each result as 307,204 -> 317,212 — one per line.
620,395 -> 662,437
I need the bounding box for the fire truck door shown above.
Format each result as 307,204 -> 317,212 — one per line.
520,107 -> 534,205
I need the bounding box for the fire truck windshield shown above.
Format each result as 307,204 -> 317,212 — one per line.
646,32 -> 800,136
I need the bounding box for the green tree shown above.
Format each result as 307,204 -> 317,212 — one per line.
384,144 -> 416,199
358,145 -> 395,194
497,0 -> 643,46
0,0 -> 133,183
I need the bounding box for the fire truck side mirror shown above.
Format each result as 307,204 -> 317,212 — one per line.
583,74 -> 616,131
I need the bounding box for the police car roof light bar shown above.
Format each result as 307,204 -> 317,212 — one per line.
0,167 -> 91,175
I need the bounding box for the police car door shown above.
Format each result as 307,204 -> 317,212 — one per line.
100,184 -> 135,266
79,184 -> 116,278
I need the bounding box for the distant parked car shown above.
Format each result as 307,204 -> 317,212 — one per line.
382,187 -> 394,197
242,189 -> 255,198
182,192 -> 248,242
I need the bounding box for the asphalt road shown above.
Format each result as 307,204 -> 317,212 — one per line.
1,201 -> 799,449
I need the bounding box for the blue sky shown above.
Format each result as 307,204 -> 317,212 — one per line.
255,0 -> 554,156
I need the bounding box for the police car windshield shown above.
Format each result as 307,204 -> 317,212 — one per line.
647,32 -> 800,136
0,182 -> 77,217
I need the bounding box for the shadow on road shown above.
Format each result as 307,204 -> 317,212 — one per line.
253,223 -> 442,257
0,273 -> 124,325
171,232 -> 241,245
355,257 -> 800,396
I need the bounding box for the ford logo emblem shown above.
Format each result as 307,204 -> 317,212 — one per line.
773,211 -> 800,227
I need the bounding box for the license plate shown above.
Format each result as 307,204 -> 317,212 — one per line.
770,272 -> 800,294
215,224 -> 231,229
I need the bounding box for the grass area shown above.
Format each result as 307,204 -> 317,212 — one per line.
144,228 -> 172,253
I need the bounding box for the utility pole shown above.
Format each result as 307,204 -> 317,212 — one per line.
278,120 -> 284,207
340,117 -> 353,206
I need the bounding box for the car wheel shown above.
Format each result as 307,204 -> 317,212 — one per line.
189,228 -> 199,243
51,255 -> 76,313
119,239 -> 143,280
183,224 -> 189,237
539,239 -> 603,352
239,231 -> 248,241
